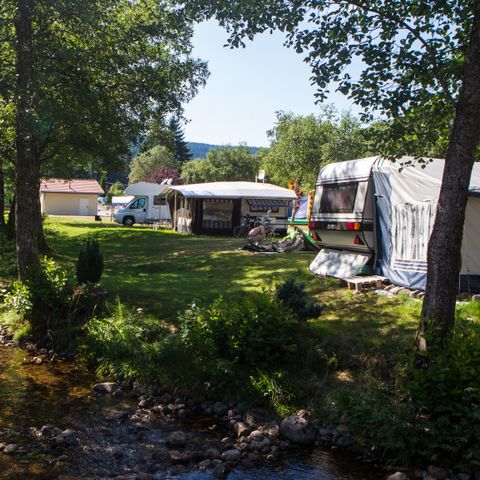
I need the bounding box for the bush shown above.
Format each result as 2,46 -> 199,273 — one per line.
83,300 -> 195,387
76,236 -> 104,284
275,278 -> 322,319
335,308 -> 480,468
179,293 -> 297,370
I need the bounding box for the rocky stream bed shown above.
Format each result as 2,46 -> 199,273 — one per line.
0,329 -> 469,480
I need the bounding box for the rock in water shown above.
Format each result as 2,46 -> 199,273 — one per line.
92,382 -> 120,394
279,415 -> 316,445
166,431 -> 187,448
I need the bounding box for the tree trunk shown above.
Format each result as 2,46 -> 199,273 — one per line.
420,6 -> 480,341
14,0 -> 41,281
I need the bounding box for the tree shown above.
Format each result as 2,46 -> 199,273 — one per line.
181,145 -> 260,183
141,114 -> 192,163
169,116 -> 192,164
264,111 -> 368,189
129,145 -> 179,184
183,0 -> 480,339
1,0 -> 208,282
145,167 -> 183,185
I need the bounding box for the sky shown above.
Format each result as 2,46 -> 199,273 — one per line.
183,20 -> 361,148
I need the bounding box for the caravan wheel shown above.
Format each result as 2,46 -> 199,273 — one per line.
123,216 -> 135,227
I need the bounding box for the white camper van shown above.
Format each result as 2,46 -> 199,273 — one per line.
114,182 -> 171,226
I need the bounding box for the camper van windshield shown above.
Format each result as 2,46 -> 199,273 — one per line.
129,197 -> 146,209
320,182 -> 358,213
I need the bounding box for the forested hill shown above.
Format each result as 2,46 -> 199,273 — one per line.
187,142 -> 261,159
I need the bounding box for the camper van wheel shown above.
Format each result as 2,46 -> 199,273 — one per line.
123,216 -> 135,227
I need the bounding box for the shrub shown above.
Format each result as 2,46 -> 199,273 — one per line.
335,308 -> 480,468
275,278 -> 322,319
178,293 -> 297,370
83,300 -> 194,387
76,236 -> 104,284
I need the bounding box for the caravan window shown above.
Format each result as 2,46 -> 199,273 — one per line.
319,182 -> 359,213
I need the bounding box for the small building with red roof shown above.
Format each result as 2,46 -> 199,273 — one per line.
40,178 -> 104,216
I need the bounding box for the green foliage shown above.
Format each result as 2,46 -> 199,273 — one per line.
0,230 -> 17,278
1,0 -> 209,179
76,237 -> 104,285
181,145 -> 260,183
3,282 -> 33,316
335,309 -> 480,468
106,181 -> 124,203
128,145 -> 179,184
263,110 -> 369,189
276,278 -> 322,320
178,294 -> 296,370
250,370 -> 294,417
84,299 -> 171,383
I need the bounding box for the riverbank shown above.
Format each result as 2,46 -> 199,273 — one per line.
0,333 -> 387,480
1,217 -> 480,478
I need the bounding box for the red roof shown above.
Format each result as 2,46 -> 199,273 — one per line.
40,178 -> 104,195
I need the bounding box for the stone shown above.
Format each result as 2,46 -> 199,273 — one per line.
263,422 -> 279,437
138,398 -> 154,409
243,412 -> 256,427
54,429 -> 78,446
167,450 -> 184,464
233,421 -> 250,438
93,382 -> 120,395
3,444 -> 18,454
279,414 -> 316,445
206,448 -> 221,460
248,430 -> 264,440
212,402 -> 228,416
427,466 -> 448,479
159,393 -> 173,404
166,431 -> 186,448
473,294 -> 480,302
336,424 -> 349,433
221,449 -> 241,462
386,473 -> 409,480
212,462 -> 230,479
457,474 -> 471,480
198,459 -> 211,470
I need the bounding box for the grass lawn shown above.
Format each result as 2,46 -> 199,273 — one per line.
45,216 -> 320,319
42,216 -> 424,390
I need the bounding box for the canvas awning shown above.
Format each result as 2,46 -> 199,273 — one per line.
163,181 -> 297,200
247,199 -> 289,207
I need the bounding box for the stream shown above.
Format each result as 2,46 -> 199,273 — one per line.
0,345 -> 385,480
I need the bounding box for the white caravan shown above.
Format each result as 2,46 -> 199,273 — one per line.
114,182 -> 171,226
309,156 -> 480,291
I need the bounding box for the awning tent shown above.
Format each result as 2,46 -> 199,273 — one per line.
372,157 -> 480,291
163,181 -> 296,235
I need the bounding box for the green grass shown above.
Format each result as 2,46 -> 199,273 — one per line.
3,216 -> 427,388
44,216 -> 319,320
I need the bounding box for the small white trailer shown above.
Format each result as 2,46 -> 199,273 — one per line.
113,182 -> 171,227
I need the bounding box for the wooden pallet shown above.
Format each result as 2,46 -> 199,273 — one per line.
345,275 -> 388,292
